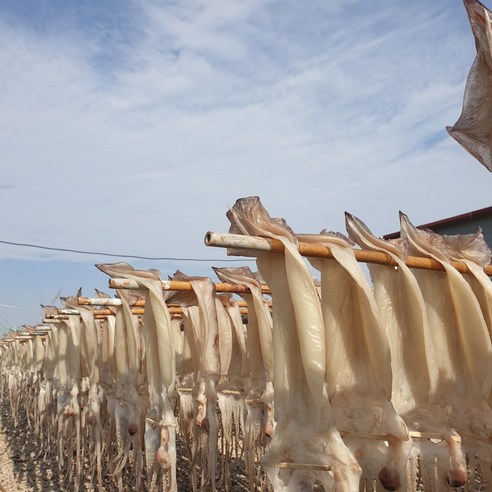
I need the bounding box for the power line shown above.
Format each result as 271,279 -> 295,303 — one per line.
0,239 -> 254,262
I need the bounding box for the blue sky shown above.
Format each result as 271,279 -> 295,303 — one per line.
0,0 -> 491,331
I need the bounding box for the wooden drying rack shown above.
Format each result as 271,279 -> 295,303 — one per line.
77,296 -> 269,310
40,282 -> 268,321
203,232 -> 492,470
204,231 -> 492,275
21,227 -> 490,341
43,304 -> 249,319
274,431 -> 468,472
107,278 -> 272,295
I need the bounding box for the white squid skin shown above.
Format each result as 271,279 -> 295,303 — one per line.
227,197 -> 362,491
459,252 -> 492,485
100,284 -> 145,491
214,265 -> 275,491
156,432 -> 171,468
214,294 -> 249,481
345,213 -> 447,490
159,388 -> 178,489
10,199 -> 492,492
262,381 -> 276,438
194,380 -> 208,429
68,294 -> 106,492
400,212 -> 492,489
205,377 -> 219,490
171,272 -> 224,491
299,230 -> 409,491
145,417 -> 161,488
97,262 -> 178,491
189,376 -> 219,490
218,297 -> 249,476
44,335 -> 58,452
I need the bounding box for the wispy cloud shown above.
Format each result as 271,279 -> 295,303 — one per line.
0,0 -> 490,327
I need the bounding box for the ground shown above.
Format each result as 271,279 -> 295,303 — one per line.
0,397 -> 251,491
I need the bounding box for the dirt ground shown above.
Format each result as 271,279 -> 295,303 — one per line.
0,398 -> 68,491
0,398 -> 250,491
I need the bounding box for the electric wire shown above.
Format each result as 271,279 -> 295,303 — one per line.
0,239 -> 254,262
0,238 -> 255,331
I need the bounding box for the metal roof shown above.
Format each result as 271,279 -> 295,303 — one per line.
383,206 -> 492,240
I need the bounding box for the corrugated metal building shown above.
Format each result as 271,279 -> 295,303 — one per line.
384,206 -> 492,248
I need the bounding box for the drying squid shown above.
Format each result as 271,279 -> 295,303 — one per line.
62,292 -> 106,491
447,0 -> 492,171
400,212 -> 492,489
214,294 -> 247,490
227,196 -> 362,491
213,266 -> 274,491
98,263 -> 177,491
53,312 -> 82,489
171,271 -> 221,491
97,265 -> 146,490
296,228 -> 408,491
345,213 -> 472,490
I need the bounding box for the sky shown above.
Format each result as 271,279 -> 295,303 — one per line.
0,0 -> 491,331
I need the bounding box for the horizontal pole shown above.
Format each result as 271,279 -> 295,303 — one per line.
78,297 -> 176,308
78,296 -> 262,309
78,297 -> 129,307
109,278 -> 272,295
205,232 -> 276,253
95,314 -> 196,321
205,232 -> 492,276
47,306 -> 248,320
59,309 -> 83,316
95,308 -> 144,316
91,307 -> 248,316
278,462 -> 331,471
0,335 -> 31,342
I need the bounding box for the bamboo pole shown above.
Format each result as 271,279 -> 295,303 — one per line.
59,308 -> 83,316
35,324 -> 52,331
92,306 -> 227,316
78,297 -> 178,308
35,328 -> 51,334
108,278 -> 272,295
42,318 -> 64,324
78,296 -> 133,307
17,330 -> 32,337
277,462 -> 332,471
47,306 -> 248,319
204,231 -> 492,276
78,296 -> 266,309
94,308 -> 144,316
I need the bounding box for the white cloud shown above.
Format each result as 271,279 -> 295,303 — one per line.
0,0 -> 491,328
